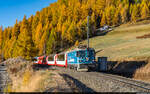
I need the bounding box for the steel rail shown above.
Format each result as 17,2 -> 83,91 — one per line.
91,72 -> 150,92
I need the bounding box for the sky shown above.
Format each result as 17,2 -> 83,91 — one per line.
0,0 -> 57,28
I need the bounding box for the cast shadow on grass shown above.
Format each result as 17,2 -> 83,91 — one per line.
95,49 -> 103,54
106,60 -> 148,78
93,30 -> 110,38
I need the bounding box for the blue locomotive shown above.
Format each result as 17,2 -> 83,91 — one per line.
67,48 -> 96,71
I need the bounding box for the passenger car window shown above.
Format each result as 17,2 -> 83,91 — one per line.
57,54 -> 65,61
48,56 -> 54,61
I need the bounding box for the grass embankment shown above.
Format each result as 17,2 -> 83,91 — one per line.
4,58 -> 70,92
82,23 -> 150,60
81,22 -> 150,82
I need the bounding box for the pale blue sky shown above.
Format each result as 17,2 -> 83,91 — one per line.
0,0 -> 57,28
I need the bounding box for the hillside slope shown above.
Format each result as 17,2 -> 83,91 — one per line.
81,23 -> 150,61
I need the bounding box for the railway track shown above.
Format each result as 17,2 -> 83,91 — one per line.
49,67 -> 150,92
0,65 -> 10,92
89,72 -> 150,92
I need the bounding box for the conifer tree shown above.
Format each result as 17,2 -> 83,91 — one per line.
96,0 -> 106,15
120,5 -> 129,23
141,1 -> 149,19
61,20 -> 70,41
113,10 -> 120,25
38,24 -> 50,55
16,15 -> 37,59
105,7 -> 112,25
66,22 -> 77,43
0,26 -> 3,57
34,23 -> 43,48
131,4 -> 140,22
12,20 -> 20,39
46,28 -> 57,54
75,40 -> 79,47
101,13 -> 106,26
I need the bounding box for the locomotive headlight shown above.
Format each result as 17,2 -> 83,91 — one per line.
86,57 -> 89,61
79,60 -> 82,62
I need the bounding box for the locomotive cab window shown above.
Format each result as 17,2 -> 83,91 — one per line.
57,54 -> 65,61
90,50 -> 95,56
77,51 -> 86,57
48,56 -> 54,61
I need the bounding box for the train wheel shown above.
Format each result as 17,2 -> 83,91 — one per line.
68,65 -> 71,70
73,66 -> 77,71
69,65 -> 71,69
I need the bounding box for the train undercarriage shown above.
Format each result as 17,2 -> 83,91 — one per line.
68,63 -> 97,72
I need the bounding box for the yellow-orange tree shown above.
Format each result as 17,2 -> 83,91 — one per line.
1,0 -> 150,60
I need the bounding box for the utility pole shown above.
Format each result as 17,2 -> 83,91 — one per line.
87,16 -> 90,48
87,8 -> 92,49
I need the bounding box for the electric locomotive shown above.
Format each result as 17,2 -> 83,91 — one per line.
67,47 -> 96,71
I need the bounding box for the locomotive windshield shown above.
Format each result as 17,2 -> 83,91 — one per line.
77,51 -> 86,57
90,50 -> 95,56
77,49 -> 95,57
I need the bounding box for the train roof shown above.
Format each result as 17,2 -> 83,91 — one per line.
66,48 -> 95,53
39,48 -> 95,56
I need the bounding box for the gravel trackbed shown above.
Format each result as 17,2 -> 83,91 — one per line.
53,67 -> 150,92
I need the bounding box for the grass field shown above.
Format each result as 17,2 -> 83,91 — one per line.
81,23 -> 150,61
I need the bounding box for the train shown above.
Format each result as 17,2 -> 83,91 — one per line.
33,47 -> 97,72
33,15 -> 109,72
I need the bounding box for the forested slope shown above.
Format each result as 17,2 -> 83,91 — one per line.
0,0 -> 150,59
